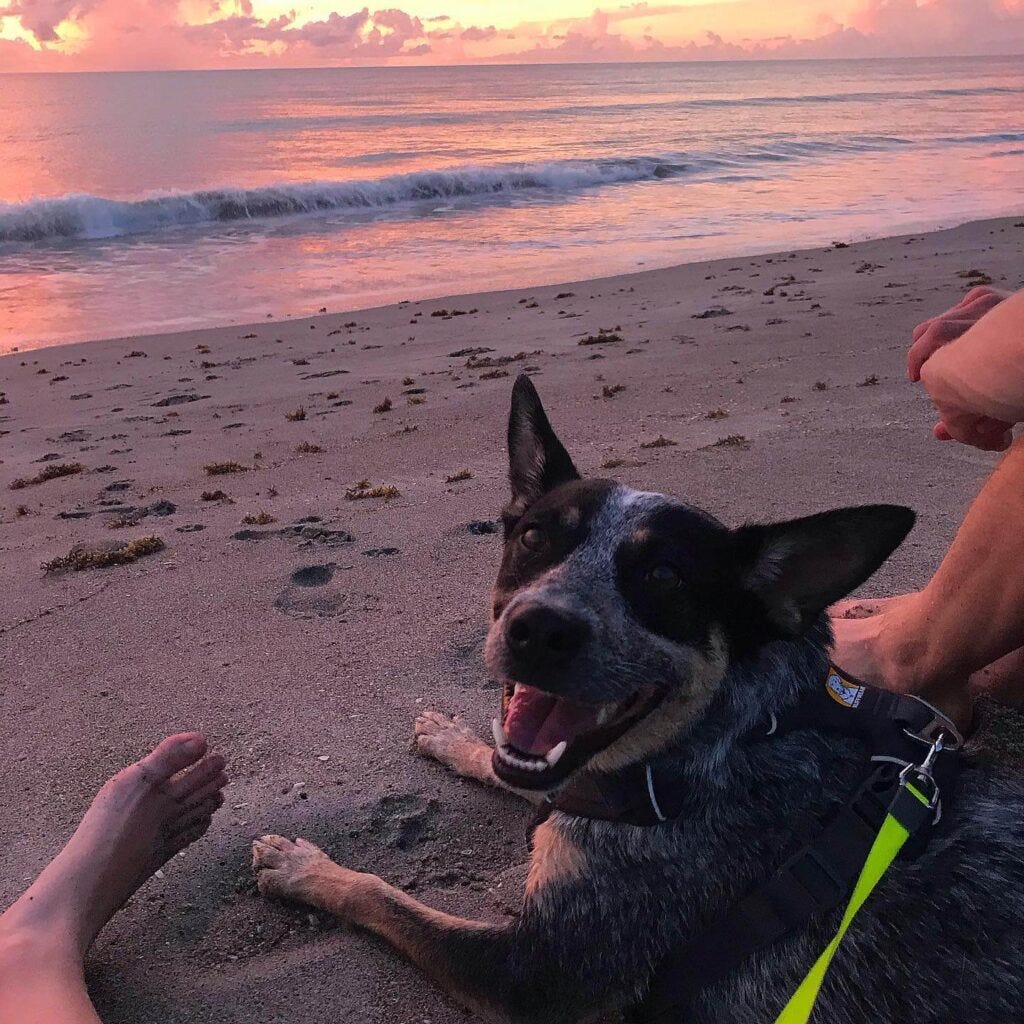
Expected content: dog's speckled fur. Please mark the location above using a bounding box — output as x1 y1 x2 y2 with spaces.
254 376 1024 1024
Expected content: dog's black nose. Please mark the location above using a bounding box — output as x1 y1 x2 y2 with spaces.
504 602 589 666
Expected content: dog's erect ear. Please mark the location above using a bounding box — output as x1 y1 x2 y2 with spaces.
733 505 915 638
504 374 580 526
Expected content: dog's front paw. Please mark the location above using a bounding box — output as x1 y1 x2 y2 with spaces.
413 711 487 771
252 834 343 904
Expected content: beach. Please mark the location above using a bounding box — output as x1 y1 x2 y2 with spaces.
1 214 1023 1022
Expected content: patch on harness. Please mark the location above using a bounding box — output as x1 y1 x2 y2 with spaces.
825 668 865 709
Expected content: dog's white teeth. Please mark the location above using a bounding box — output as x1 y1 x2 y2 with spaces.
493 712 567 773
496 745 550 772
491 718 508 749
545 740 568 767
513 683 525 696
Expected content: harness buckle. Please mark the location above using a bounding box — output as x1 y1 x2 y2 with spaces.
897 732 949 810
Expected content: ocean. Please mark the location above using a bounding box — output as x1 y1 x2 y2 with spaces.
1 56 1022 351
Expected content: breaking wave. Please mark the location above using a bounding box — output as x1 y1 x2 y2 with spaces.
0 126 1017 248
1 157 690 245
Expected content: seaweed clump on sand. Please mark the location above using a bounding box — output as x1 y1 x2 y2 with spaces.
43 536 165 573
578 329 623 346
345 480 400 501
9 462 84 489
241 511 277 525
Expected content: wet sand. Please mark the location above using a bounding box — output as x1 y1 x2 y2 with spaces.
1 215 1023 1022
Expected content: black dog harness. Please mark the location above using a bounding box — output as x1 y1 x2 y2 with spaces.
533 665 966 1022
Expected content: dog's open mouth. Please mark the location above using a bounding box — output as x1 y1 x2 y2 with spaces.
491 682 662 789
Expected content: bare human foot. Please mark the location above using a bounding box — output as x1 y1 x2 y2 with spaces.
828 595 912 690
0 733 227 962
829 595 1024 728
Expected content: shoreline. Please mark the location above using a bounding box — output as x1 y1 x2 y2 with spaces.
6 213 1023 359
1 213 1023 1023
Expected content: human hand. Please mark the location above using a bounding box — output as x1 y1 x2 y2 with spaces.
925 391 1013 451
907 285 1008 382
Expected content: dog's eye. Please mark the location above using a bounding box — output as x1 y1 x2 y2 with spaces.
521 526 546 551
647 564 682 590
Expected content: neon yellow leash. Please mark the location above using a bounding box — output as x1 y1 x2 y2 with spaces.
773 743 944 1024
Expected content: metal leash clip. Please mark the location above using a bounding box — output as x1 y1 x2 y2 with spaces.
898 731 949 810
902 693 965 751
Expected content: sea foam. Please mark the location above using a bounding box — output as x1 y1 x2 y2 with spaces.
0 157 688 246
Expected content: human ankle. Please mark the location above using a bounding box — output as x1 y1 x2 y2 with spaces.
0 915 82 976
868 615 932 694
875 624 974 730
0 870 99 963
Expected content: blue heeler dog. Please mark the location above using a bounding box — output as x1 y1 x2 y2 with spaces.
253 374 1024 1023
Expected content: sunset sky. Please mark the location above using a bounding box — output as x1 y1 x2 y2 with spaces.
1 0 1022 71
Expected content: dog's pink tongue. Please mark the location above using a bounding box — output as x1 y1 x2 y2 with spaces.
504 685 601 756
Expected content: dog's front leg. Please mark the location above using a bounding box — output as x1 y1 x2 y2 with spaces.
254 827 666 1022
413 711 543 805
253 834 536 1023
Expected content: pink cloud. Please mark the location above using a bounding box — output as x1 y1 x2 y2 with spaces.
843 0 1024 54
460 24 495 40
497 0 1024 63
277 9 371 48
178 5 433 56
0 0 99 41
2 0 1024 70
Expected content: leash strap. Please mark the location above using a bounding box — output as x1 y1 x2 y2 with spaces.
772 777 935 1024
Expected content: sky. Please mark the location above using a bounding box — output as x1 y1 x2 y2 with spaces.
1 0 1023 71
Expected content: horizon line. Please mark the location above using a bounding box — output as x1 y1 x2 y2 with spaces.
2 50 1023 75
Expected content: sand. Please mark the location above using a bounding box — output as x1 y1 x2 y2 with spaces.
1 215 1023 1023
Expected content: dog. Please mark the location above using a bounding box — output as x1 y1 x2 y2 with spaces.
253 374 1024 1023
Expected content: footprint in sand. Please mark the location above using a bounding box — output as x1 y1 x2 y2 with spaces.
273 564 379 621
232 517 354 548
290 564 335 587
366 793 439 850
